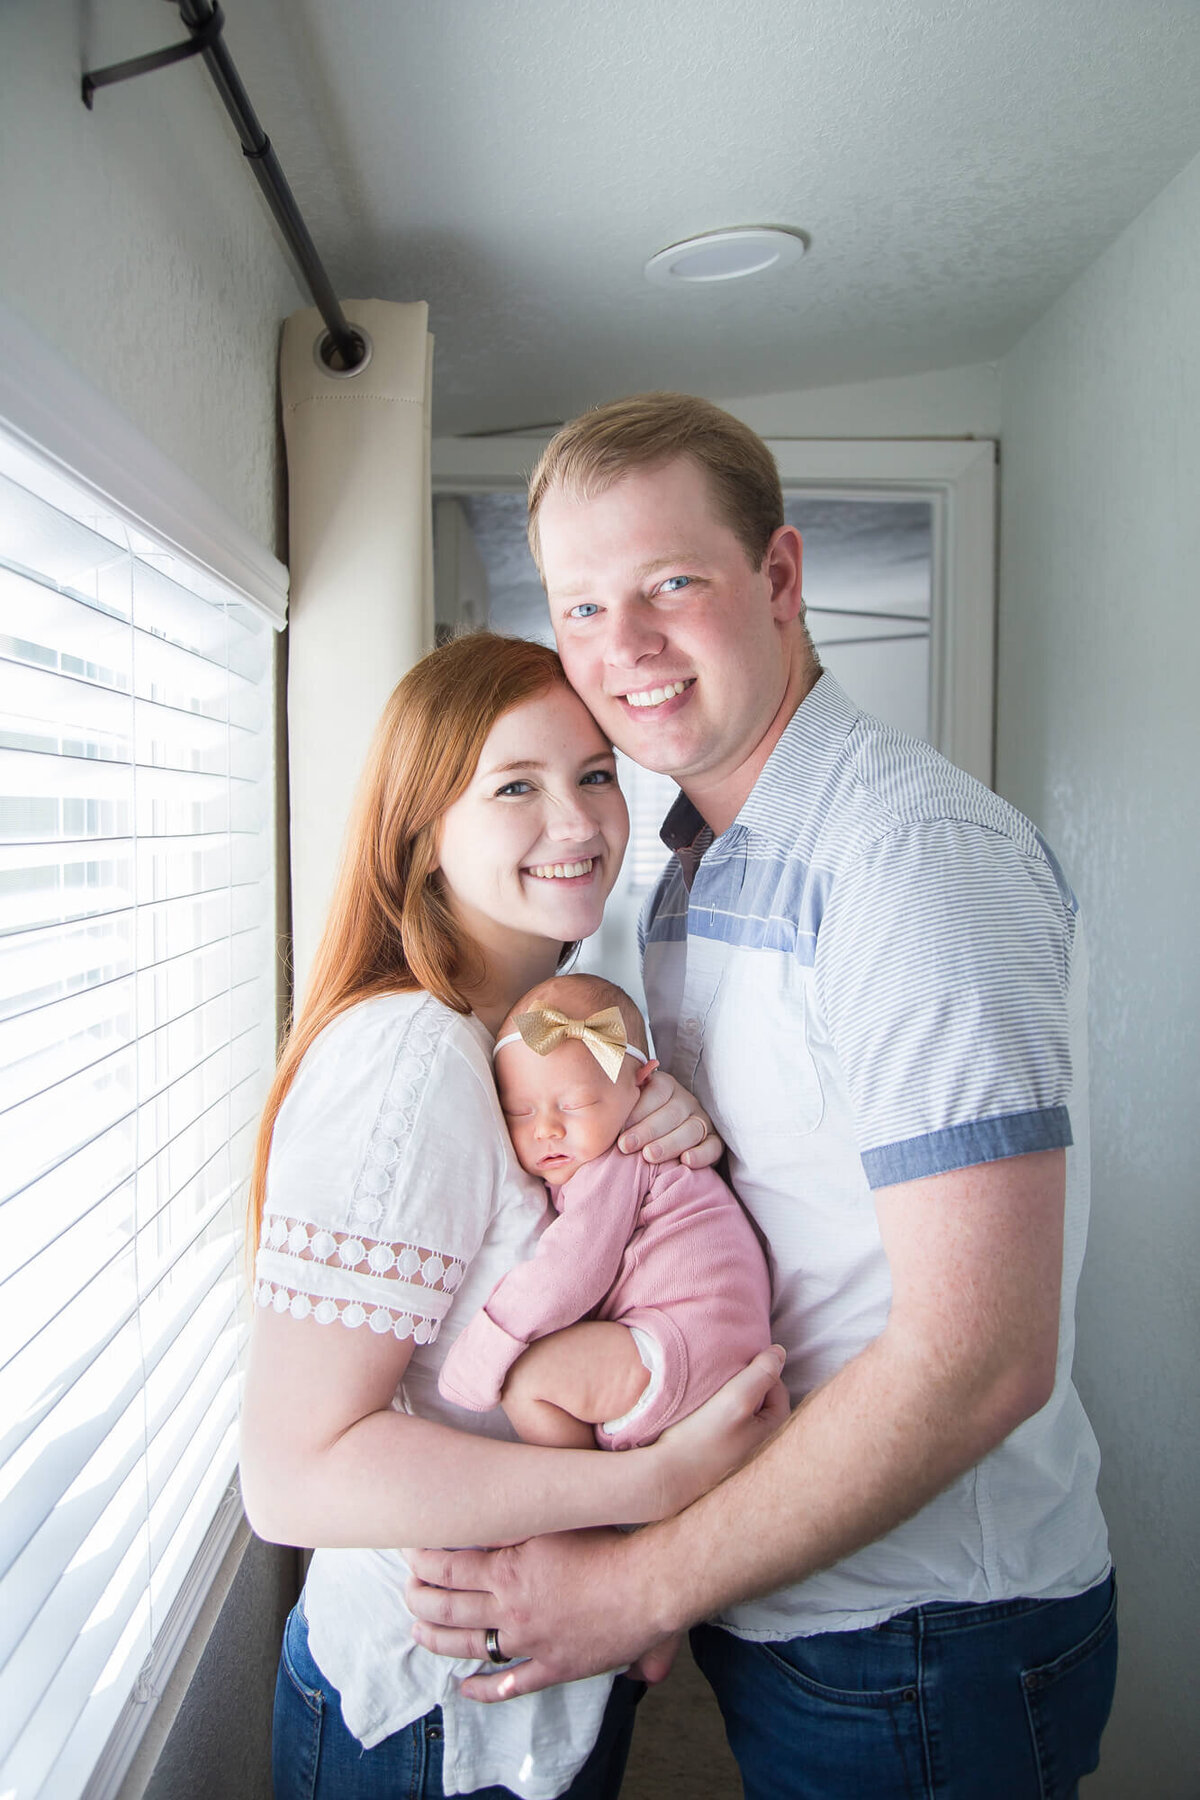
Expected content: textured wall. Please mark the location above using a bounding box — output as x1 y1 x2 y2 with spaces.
0 0 301 549
998 150 1200 1798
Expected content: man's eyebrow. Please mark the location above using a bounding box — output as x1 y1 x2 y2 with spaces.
550 554 707 598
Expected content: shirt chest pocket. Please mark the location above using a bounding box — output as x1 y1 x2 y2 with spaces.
696 953 825 1144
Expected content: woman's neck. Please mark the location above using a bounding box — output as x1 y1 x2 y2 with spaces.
462 943 565 1036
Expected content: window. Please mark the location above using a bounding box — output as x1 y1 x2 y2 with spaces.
0 430 281 1798
618 752 677 893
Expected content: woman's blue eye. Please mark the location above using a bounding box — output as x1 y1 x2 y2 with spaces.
496 780 533 797
660 576 690 593
580 768 615 786
567 602 600 619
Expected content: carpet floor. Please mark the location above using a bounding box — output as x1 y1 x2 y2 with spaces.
619 1639 742 1798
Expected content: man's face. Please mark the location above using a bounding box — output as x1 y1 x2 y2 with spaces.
540 457 803 819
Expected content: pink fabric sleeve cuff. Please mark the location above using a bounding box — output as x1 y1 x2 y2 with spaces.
437 1309 531 1412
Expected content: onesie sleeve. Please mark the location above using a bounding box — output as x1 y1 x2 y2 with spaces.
437 1151 644 1411
254 996 506 1345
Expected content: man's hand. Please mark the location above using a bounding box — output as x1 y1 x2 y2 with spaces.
406 1529 670 1700
619 1066 722 1169
405 1347 787 1697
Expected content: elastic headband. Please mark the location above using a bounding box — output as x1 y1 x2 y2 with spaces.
493 1005 649 1083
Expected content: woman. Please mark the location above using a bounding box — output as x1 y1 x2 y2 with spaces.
240 633 784 1800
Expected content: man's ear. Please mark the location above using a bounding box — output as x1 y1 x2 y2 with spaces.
634 1057 660 1090
765 523 804 624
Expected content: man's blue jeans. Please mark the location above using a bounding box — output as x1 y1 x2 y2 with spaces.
691 1572 1117 1800
272 1600 644 1800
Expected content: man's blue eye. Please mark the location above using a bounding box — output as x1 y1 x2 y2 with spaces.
568 602 600 619
660 576 690 593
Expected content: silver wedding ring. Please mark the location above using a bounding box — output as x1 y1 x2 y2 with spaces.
485 1626 509 1665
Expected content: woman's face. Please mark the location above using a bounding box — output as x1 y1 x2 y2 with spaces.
435 683 629 963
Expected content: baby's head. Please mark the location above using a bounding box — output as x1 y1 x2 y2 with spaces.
493 973 656 1185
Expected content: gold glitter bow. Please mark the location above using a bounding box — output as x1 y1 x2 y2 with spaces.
512 1005 632 1083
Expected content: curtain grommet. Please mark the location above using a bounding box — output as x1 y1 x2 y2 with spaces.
314 325 373 379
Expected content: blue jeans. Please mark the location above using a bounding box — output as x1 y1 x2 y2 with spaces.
691 1573 1117 1800
272 1601 644 1799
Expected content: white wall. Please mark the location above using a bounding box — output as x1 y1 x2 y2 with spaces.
998 151 1200 1798
718 360 1001 439
0 0 301 549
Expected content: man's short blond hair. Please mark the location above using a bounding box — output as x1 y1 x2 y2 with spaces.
527 392 784 575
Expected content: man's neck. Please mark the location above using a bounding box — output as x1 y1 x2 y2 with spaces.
684 654 820 837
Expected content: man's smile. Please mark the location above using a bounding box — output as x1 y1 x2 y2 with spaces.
616 677 696 714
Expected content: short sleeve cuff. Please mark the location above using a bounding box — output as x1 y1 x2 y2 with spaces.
861 1105 1073 1190
254 1214 467 1342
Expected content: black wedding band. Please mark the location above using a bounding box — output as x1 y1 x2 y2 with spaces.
485 1626 509 1665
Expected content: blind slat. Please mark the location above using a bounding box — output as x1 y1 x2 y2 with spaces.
0 1242 238 1516
1 1308 239 1662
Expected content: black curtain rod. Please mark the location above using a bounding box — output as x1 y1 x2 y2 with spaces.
83 1 367 374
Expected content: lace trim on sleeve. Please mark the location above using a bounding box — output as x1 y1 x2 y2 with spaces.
254 1215 466 1343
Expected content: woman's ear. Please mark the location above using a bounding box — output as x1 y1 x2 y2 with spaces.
634 1057 660 1090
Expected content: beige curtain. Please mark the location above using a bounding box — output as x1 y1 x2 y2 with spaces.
280 299 434 1001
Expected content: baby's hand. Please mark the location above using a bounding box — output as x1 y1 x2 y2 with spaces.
619 1068 723 1169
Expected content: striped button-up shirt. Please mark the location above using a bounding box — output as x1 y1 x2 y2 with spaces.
641 672 1110 1637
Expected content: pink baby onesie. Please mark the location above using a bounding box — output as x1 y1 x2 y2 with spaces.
437 1144 772 1450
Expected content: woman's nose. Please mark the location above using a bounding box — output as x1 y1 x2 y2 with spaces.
546 789 603 841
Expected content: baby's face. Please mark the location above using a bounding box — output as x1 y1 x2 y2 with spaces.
495 1036 641 1186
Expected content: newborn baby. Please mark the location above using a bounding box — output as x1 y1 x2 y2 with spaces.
438 972 772 1450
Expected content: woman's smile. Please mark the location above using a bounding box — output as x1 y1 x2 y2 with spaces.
524 855 598 882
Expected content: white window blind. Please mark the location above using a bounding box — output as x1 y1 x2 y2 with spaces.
0 442 279 1799
617 751 677 892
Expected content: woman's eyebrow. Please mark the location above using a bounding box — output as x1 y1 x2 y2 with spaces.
485 749 613 776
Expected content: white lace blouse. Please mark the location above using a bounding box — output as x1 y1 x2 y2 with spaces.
253 991 618 1798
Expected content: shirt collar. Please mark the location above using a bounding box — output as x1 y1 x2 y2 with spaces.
659 671 861 859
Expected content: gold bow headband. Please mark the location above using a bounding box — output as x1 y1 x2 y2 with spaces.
493 1006 649 1084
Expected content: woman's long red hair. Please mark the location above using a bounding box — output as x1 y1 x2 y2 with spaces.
247 633 570 1254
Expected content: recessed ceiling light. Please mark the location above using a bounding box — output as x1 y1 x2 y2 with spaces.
644 226 809 287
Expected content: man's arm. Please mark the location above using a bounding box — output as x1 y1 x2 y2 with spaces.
406 1147 1064 1696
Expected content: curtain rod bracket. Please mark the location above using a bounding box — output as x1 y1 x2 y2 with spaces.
78 0 367 373
81 2 226 110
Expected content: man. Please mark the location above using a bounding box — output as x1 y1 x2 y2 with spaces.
408 395 1116 1796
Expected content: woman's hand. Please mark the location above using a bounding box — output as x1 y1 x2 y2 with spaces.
649 1346 790 1519
618 1067 723 1169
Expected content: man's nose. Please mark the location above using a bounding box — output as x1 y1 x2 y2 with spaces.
603 605 665 668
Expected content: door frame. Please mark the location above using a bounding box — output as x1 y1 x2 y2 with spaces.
431 436 996 786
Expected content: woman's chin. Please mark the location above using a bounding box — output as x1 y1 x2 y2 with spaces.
521 873 612 939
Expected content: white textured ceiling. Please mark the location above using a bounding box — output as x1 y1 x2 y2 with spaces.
226 0 1200 433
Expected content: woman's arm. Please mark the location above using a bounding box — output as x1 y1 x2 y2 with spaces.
240 1305 785 1549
